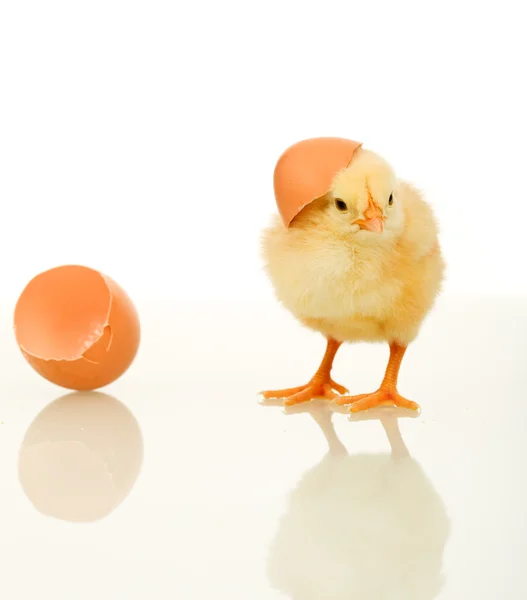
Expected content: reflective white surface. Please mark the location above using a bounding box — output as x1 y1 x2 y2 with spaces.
1 294 526 599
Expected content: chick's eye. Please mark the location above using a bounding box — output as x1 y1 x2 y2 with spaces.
335 198 348 212
388 193 394 206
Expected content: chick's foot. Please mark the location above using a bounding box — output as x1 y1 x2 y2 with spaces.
261 377 348 406
335 388 420 413
334 343 419 413
260 338 348 406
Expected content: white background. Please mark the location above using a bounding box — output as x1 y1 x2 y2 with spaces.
1 1 527 600
1 0 526 305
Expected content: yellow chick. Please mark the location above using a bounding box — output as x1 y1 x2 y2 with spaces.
261 144 444 412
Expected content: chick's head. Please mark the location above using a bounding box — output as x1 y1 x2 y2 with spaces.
292 148 405 244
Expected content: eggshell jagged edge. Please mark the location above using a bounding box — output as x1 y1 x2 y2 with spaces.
14 272 114 365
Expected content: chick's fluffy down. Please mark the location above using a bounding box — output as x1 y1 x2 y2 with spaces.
261 149 445 347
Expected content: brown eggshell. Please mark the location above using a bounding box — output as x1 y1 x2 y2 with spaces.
274 137 363 226
14 265 140 391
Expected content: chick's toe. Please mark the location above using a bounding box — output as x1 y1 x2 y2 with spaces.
261 377 348 406
260 338 348 406
337 389 420 413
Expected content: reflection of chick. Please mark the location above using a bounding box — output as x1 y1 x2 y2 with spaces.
261 147 444 412
267 405 450 600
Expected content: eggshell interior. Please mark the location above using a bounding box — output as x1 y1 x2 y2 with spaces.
14 265 140 390
273 137 363 227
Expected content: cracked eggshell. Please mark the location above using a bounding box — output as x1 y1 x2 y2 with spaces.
14 265 140 391
274 137 363 227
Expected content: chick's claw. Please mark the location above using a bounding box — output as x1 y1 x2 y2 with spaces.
261 377 349 406
336 388 420 413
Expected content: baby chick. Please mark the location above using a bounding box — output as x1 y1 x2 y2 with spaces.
261 143 444 412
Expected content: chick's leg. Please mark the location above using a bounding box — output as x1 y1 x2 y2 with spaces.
261 338 348 406
336 343 420 413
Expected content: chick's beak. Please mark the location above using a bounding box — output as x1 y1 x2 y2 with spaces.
355 205 385 233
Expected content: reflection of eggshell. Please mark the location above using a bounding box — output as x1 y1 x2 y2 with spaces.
274 137 363 227
14 265 140 391
18 392 143 522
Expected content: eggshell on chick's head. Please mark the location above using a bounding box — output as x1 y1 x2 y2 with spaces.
273 137 363 227
14 265 140 391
